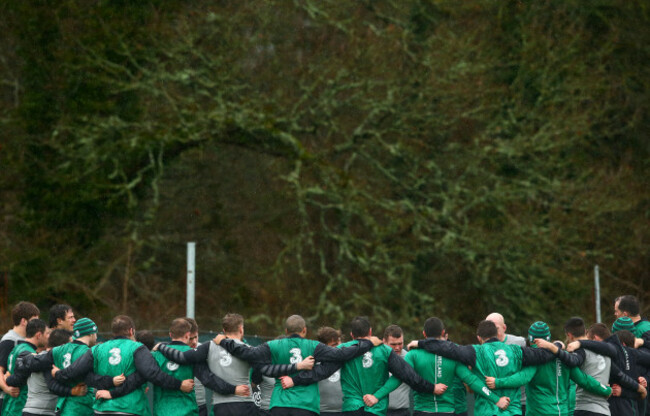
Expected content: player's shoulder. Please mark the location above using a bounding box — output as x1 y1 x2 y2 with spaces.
505 334 526 347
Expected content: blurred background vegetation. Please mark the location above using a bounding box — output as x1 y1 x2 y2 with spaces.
0 0 648 343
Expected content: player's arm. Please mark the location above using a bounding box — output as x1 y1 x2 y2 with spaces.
493 365 536 389
416 339 476 367
569 366 611 397
193 362 237 395
45 370 74 396
133 346 182 390
291 361 341 386
373 352 415 400
256 363 298 377
313 339 374 362
218 338 272 366
54 350 94 384
103 372 146 398
456 365 501 405
0 340 16 393
17 350 55 373
6 351 33 387
577 340 617 359
634 349 650 368
387 350 436 393
157 342 209 365
529 339 582 367
609 362 641 393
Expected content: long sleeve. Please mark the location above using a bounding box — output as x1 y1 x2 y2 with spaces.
257 363 297 378
521 346 556 366
373 375 402 401
417 339 476 367
84 371 119 390
0 340 15 371
5 351 32 387
105 372 146 399
18 350 54 373
313 339 373 362
494 365 536 389
55 350 94 384
554 348 584 368
219 339 272 366
634 349 650 368
387 350 435 393
133 345 182 390
456 364 500 405
610 362 640 392
193 362 236 395
579 340 617 359
45 370 73 396
291 361 341 386
157 342 210 365
569 366 612 397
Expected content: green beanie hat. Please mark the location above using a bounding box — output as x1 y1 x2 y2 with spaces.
612 316 634 333
528 321 551 343
73 317 98 339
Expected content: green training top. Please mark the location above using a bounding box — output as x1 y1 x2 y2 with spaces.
267 336 321 414
2 342 36 415
495 357 611 416
152 343 197 416
373 348 501 413
340 342 392 416
52 342 94 416
632 320 650 338
92 338 149 416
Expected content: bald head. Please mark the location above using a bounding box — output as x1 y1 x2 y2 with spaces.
486 312 506 342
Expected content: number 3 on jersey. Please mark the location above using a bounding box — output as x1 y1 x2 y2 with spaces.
109 348 122 365
289 348 303 364
494 349 509 367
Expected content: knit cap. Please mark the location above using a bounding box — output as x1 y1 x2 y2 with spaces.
528 321 551 343
73 317 98 339
612 316 634 333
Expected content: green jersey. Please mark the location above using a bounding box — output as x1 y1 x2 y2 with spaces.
267 336 321 414
633 320 650 338
340 342 393 416
92 338 149 416
52 341 94 416
495 357 611 416
2 341 36 415
152 343 198 416
374 348 501 413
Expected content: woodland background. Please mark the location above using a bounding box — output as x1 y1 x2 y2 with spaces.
0 0 648 342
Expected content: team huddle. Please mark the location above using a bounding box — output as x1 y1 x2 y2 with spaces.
0 296 649 416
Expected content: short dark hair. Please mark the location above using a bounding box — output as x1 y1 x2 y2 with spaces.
111 315 135 337
477 320 498 340
48 304 72 328
616 329 635 347
285 315 306 334
223 314 244 334
617 295 640 316
48 329 72 349
383 325 403 340
135 330 155 350
317 327 341 344
11 302 40 326
26 319 47 338
184 317 198 334
350 316 371 338
170 318 192 339
424 317 445 338
564 317 586 337
587 323 611 340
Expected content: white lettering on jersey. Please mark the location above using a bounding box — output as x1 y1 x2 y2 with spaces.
328 370 341 383
219 349 233 367
596 355 607 371
62 353 72 368
109 348 122 365
482 386 491 396
289 348 303 364
494 349 509 367
166 362 179 371
362 351 373 368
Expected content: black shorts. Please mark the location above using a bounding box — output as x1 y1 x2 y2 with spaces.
213 402 259 416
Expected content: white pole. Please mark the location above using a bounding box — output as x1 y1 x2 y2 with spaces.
595 265 601 323
187 242 196 319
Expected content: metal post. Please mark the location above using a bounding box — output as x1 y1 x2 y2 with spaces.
187 242 196 319
595 265 601 323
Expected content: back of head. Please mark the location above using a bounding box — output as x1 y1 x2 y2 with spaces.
184 317 198 334
135 330 155 350
350 316 371 338
528 321 551 343
477 320 498 340
48 304 72 328
170 318 192 339
383 324 403 340
111 315 135 338
12 301 40 327
285 315 306 335
612 316 635 333
48 329 72 349
616 329 635 347
587 323 611 340
222 313 244 334
618 295 640 316
317 327 341 345
424 317 445 338
564 317 586 338
26 318 47 338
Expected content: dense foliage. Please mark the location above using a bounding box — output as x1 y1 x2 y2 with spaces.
0 0 648 341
